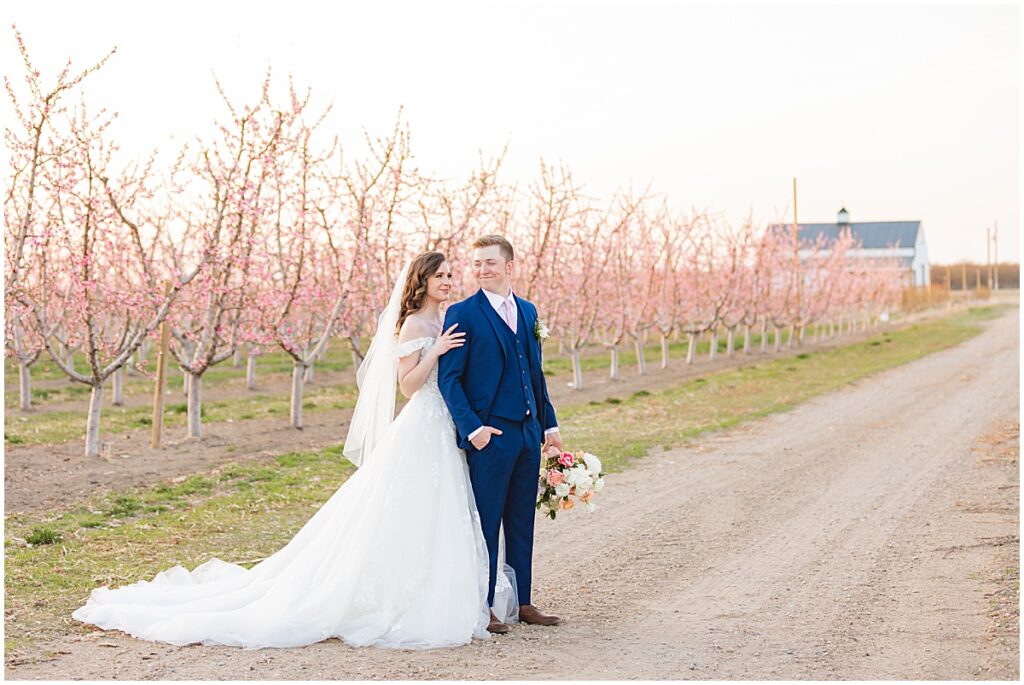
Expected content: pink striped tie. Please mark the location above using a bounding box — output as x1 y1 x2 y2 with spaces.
500 299 516 333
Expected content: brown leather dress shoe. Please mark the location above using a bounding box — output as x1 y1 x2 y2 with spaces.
518 604 561 626
487 611 510 634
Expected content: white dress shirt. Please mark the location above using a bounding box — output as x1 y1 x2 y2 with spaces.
467 288 559 442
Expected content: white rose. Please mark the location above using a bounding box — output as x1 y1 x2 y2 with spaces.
585 501 597 513
554 483 571 498
583 452 602 476
570 465 591 488
575 474 593 495
593 477 605 491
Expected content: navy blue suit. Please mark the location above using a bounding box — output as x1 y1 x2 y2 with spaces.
438 289 557 606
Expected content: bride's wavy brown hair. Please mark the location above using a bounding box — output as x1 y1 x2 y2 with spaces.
396 251 448 334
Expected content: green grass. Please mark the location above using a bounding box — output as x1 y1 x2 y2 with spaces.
2 304 1009 656
4 384 359 447
4 345 360 409
4 444 356 654
5 345 359 387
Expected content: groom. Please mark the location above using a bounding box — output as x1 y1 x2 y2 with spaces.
438 235 563 634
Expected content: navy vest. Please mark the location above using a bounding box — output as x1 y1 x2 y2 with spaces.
489 304 537 422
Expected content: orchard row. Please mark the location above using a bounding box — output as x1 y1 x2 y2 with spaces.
5 31 903 456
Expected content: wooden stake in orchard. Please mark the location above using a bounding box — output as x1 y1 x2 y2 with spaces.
151 283 172 449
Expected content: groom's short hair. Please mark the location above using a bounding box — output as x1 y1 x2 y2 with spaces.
472 235 515 262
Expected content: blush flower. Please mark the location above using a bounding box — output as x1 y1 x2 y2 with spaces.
546 469 565 486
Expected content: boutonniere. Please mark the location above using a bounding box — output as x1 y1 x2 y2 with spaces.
534 318 550 342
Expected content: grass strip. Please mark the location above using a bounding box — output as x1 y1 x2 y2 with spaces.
4 385 359 447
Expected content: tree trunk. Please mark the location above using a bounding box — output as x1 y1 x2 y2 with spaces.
558 339 566 356
773 326 782 352
726 329 735 356
743 324 751 354
660 333 670 369
246 353 257 390
304 361 314 384
186 372 202 438
232 348 242 367
125 351 136 376
786 324 795 348
348 336 363 371
760 319 768 353
112 366 124 406
85 383 103 457
571 348 583 390
686 332 696 364
66 347 75 373
290 362 306 428
635 338 647 375
709 330 718 361
18 359 31 411
609 346 619 380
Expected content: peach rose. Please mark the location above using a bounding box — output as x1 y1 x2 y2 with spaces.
580 491 593 503
561 498 575 511
546 469 565 486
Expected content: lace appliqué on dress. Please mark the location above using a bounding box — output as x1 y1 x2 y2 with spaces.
394 336 433 360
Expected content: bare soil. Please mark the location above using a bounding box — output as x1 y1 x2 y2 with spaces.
3 303 1018 679
4 304 969 517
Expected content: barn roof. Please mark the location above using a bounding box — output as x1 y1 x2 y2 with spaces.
770 221 922 249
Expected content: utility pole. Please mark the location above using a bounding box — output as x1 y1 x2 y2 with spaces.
993 221 999 290
987 226 992 288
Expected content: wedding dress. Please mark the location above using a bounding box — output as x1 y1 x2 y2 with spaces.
72 320 517 649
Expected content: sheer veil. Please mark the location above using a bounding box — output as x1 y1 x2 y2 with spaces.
342 260 412 468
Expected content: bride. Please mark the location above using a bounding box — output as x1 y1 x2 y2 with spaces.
72 252 517 649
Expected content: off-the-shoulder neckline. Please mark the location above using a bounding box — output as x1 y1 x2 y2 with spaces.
397 335 436 345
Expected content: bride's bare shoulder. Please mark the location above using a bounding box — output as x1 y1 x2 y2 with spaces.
398 315 432 344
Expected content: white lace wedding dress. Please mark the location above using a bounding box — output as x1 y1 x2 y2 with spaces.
72 336 511 650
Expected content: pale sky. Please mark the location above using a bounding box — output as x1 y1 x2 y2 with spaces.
3 0 1019 264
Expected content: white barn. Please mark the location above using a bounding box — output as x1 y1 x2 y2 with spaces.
779 208 931 286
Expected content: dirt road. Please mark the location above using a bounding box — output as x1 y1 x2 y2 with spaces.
6 305 1018 680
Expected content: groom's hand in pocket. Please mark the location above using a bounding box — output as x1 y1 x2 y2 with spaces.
470 427 503 450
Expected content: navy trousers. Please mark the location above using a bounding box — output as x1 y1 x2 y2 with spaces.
465 413 542 607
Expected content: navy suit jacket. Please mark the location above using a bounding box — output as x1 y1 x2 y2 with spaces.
438 289 558 450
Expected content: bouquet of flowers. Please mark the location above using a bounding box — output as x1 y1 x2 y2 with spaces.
536 444 605 519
